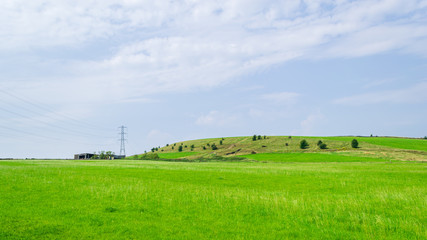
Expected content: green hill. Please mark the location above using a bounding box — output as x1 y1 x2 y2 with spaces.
135 136 427 162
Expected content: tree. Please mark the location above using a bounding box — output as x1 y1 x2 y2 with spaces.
211 143 218 150
319 143 327 149
178 145 183 152
264 135 266 139
257 135 262 140
300 140 309 149
252 135 257 141
317 140 323 146
219 140 223 145
203 146 206 150
105 151 114 159
351 139 359 148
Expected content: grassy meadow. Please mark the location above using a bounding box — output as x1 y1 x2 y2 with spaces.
0 160 426 239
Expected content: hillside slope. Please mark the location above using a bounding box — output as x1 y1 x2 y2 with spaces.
139 136 427 162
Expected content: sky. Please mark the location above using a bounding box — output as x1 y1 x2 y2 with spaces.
1 0 426 158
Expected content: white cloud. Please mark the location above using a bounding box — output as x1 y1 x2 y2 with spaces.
292 112 325 136
260 92 300 105
195 111 238 127
1 0 427 104
334 82 427 105
146 129 173 147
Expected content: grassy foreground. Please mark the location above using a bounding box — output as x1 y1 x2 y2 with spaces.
0 160 426 239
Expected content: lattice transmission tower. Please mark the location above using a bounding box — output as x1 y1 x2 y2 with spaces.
118 125 127 156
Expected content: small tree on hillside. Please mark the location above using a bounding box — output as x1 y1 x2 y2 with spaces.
252 135 257 141
178 145 183 152
351 139 359 148
258 135 262 140
317 140 323 146
319 143 327 149
211 144 218 150
219 140 223 145
300 140 309 149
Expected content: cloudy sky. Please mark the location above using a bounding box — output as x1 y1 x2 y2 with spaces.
1 0 426 158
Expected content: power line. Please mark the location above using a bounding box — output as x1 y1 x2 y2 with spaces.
0 105 112 139
0 88 112 132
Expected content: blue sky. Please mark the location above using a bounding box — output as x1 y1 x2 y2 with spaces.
1 0 426 158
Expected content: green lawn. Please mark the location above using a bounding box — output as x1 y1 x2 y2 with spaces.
240 152 388 162
0 160 425 239
318 137 427 152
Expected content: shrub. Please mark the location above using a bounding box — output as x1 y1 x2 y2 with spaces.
219 140 223 145
252 135 257 141
211 144 218 150
178 145 183 152
264 135 266 139
202 146 206 150
351 139 359 148
319 143 327 149
285 143 289 146
300 140 309 149
139 153 159 160
317 140 323 146
258 135 262 140
172 146 174 150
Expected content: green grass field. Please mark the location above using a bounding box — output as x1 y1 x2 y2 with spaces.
239 152 389 162
0 160 426 239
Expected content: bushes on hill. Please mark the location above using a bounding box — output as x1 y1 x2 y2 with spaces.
252 135 257 141
300 140 309 149
133 153 159 160
319 143 327 149
211 144 218 150
178 145 183 152
351 139 359 148
317 140 323 146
